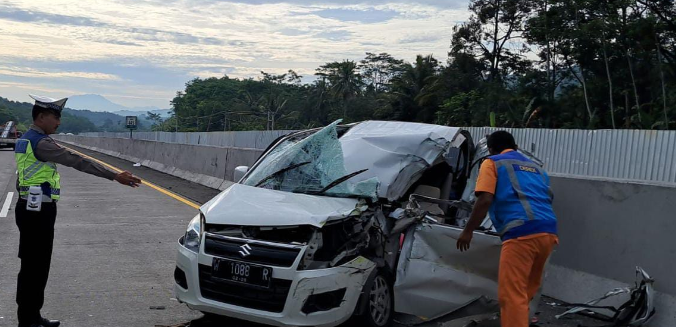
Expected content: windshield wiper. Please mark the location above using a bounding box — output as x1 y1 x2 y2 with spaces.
310 169 369 196
254 161 311 187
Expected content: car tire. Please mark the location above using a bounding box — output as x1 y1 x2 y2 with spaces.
361 271 394 327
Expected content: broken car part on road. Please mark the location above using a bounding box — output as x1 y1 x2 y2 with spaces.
556 267 655 327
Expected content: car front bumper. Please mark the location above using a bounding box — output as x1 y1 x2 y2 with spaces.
174 236 376 327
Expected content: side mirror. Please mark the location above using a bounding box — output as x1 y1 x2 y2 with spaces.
234 166 249 182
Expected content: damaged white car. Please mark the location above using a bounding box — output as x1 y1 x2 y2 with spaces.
174 120 540 327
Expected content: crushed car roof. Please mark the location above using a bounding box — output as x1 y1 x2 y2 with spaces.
340 121 464 201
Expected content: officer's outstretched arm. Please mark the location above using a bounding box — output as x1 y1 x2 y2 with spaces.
35 137 140 187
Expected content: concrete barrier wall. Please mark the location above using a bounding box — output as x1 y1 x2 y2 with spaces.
544 176 676 326
54 135 263 190
54 135 675 326
549 176 676 294
78 130 297 149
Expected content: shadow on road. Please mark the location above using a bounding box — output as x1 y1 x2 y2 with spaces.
156 296 604 327
156 314 268 327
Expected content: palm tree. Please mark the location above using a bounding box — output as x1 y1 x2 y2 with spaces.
391 55 441 122
316 60 363 118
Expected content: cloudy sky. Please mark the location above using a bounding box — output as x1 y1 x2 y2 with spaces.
0 0 469 109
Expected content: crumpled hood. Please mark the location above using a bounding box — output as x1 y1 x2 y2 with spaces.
200 183 361 228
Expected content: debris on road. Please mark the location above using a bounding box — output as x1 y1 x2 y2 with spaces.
556 267 655 326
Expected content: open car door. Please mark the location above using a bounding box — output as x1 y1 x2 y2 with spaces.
394 221 502 320
392 137 546 322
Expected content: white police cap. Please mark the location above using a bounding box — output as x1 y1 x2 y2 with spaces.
29 94 68 112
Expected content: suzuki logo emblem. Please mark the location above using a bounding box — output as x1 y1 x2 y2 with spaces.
239 244 252 257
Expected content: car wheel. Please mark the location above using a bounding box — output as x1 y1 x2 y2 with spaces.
362 272 394 327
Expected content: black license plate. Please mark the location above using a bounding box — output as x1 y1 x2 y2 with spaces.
212 258 272 288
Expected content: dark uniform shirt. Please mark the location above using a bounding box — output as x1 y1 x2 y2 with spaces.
16 125 117 191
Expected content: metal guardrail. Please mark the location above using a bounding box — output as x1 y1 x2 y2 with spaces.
464 127 676 185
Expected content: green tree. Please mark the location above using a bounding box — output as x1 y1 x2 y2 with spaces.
146 112 164 131
359 52 404 94
0 105 18 124
390 55 441 122
316 60 363 119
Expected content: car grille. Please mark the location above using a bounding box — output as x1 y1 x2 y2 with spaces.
203 234 301 267
198 264 292 312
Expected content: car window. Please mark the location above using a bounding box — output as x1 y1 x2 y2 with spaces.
241 120 379 199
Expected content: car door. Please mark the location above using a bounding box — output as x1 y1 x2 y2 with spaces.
393 137 546 321
393 221 502 320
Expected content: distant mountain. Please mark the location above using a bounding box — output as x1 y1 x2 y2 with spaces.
150 109 172 118
0 97 98 134
68 94 127 112
67 94 170 117
63 108 158 131
62 108 126 128
1 94 165 133
116 109 172 118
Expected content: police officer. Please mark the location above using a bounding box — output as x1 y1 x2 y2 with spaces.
456 131 558 327
14 94 142 327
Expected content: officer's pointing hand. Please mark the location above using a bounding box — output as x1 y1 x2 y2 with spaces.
115 171 142 188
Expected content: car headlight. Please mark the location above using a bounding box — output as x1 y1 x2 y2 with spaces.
183 212 204 253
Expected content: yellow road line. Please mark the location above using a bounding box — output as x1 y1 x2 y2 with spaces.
62 145 201 210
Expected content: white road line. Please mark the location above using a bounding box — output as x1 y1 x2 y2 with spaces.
1 192 13 218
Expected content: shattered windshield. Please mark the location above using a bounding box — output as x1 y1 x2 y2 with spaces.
242 120 379 200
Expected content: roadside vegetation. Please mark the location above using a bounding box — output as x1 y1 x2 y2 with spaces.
2 0 674 133
162 0 676 131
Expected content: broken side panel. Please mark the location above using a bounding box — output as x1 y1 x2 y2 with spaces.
394 223 502 321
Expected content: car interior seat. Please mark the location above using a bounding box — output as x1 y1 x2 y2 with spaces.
412 185 445 218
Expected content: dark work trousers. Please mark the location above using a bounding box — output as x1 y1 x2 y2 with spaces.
15 199 57 325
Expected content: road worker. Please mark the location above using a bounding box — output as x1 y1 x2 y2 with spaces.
456 130 558 327
14 94 142 327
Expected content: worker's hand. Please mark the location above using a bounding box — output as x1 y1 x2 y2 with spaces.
115 171 142 188
456 229 473 252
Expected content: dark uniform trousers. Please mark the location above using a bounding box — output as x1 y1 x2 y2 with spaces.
15 200 57 325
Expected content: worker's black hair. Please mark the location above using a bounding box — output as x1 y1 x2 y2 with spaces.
32 105 61 121
487 131 517 153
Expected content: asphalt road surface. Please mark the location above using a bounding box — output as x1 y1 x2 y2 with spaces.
0 145 598 327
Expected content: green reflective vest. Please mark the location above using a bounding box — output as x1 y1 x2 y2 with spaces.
15 130 61 200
